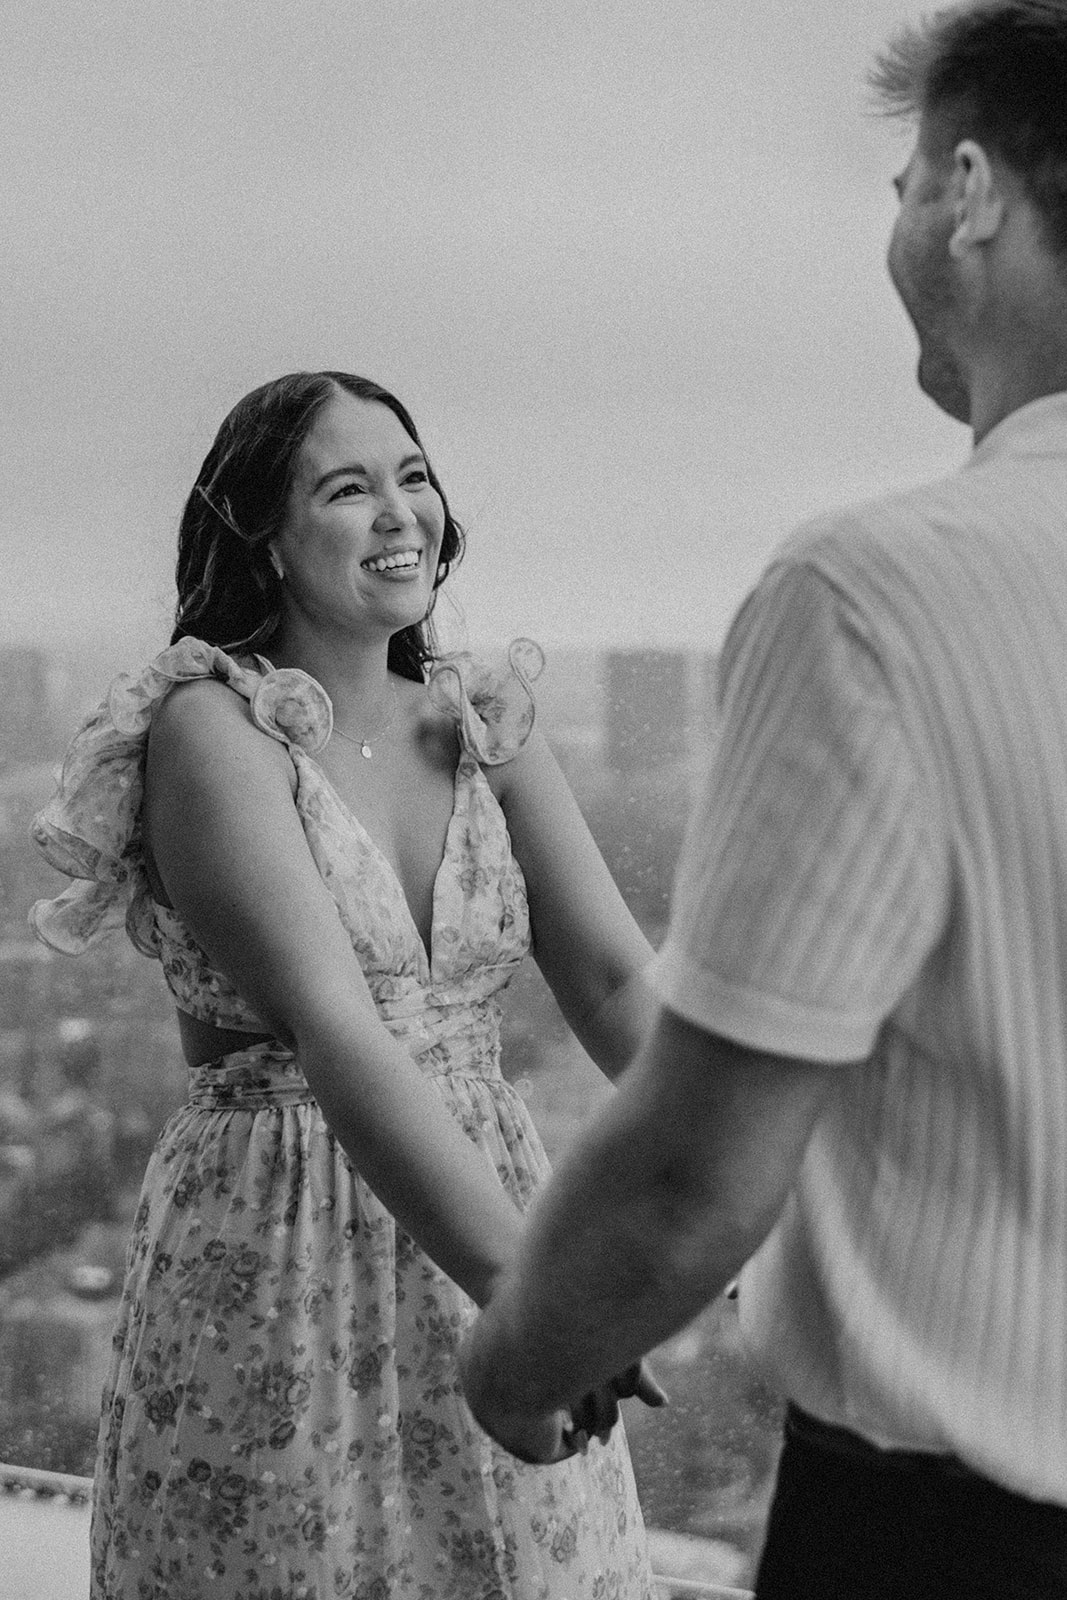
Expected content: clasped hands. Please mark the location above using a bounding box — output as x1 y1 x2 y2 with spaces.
462 1356 667 1466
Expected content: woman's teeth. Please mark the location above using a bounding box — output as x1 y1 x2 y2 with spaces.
362 551 420 573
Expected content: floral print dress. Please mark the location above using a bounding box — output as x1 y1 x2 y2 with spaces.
30 638 654 1600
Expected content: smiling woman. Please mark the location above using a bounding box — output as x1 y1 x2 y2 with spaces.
267 392 449 664
29 369 665 1599
172 371 465 679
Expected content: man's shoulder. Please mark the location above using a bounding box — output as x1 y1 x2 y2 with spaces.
763 465 994 616
775 469 970 571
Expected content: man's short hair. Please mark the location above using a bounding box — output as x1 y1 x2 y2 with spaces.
870 0 1067 259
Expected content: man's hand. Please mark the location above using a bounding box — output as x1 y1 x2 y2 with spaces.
461 1326 669 1464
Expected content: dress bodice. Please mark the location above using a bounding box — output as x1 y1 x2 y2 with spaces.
30 636 545 1073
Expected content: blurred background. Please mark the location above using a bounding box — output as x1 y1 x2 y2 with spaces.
2 1 967 1591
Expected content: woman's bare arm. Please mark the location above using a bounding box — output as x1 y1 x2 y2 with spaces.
491 728 658 1079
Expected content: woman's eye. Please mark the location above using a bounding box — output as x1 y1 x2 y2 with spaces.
332 482 366 499
404 471 429 487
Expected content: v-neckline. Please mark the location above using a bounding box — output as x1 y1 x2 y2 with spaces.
301 749 475 975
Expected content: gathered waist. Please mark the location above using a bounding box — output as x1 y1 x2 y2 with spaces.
186 1030 508 1111
186 1044 314 1109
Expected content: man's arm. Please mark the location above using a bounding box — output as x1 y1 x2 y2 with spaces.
459 1006 847 1455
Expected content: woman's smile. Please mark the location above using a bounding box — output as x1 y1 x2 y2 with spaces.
360 546 423 576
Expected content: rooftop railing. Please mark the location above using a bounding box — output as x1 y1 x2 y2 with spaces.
0 1461 755 1600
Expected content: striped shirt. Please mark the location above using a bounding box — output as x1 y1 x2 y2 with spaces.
652 392 1067 1505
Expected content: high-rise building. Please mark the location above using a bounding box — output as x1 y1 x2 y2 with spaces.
0 648 64 768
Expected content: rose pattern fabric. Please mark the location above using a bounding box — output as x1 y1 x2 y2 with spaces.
29 642 654 1599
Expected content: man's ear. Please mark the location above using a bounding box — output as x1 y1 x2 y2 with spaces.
948 140 1005 258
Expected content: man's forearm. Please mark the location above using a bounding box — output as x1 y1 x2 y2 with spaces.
462 1096 749 1418
460 1011 841 1432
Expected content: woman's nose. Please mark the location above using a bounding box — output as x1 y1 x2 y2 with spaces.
373 488 416 531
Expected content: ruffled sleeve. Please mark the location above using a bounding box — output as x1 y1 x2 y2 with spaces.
427 638 545 764
28 638 332 957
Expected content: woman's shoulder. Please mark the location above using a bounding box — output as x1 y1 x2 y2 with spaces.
28 637 313 955
102 636 258 734
151 670 259 743
148 673 295 782
143 642 334 761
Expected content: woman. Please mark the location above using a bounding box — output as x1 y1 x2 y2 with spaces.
32 371 661 1599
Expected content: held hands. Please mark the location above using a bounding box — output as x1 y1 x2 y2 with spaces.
465 1360 668 1466
564 1361 669 1456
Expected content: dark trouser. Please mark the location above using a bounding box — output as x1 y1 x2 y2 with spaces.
753 1405 1067 1600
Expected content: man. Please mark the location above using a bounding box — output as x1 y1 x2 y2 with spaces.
459 3 1067 1595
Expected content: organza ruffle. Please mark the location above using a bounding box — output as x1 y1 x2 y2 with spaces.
30 635 542 956
427 637 544 765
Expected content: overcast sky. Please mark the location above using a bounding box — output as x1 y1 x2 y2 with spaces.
3 0 965 664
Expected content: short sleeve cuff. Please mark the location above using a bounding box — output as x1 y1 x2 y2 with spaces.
649 938 881 1064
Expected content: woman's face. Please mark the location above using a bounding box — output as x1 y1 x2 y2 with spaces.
270 391 446 644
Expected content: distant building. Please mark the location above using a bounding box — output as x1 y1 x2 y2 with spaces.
0 649 65 769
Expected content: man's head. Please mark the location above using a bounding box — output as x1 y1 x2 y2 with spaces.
871 0 1067 428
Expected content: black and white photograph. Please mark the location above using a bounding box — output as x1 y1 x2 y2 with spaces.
3 1 1065 1596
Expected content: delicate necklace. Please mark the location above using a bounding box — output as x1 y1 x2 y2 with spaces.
330 682 396 760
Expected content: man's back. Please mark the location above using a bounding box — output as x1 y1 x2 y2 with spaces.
690 392 1067 1500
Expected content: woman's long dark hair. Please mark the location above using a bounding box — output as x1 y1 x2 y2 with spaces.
171 371 465 681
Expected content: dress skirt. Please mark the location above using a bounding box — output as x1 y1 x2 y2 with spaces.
90 1045 654 1600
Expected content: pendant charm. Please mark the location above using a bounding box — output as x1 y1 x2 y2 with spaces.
360 740 372 759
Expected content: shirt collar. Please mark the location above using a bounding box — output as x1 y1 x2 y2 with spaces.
970 390 1067 465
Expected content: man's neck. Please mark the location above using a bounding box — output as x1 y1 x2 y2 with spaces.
969 362 1067 445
